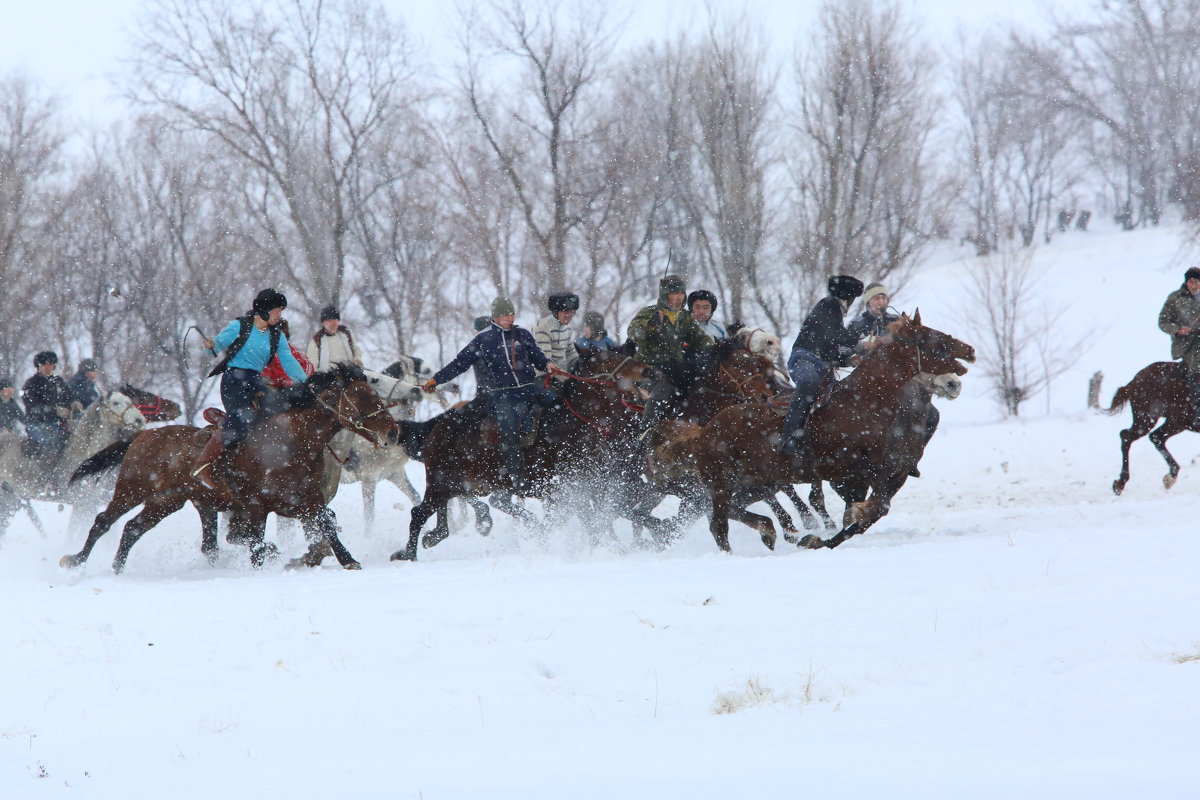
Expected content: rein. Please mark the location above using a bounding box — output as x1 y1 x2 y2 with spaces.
543 356 647 436
314 383 388 442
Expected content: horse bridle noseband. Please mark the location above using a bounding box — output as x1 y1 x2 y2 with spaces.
315 384 390 443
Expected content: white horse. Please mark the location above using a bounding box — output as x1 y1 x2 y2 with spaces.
731 327 783 364
0 391 147 539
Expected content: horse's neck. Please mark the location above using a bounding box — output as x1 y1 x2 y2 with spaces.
271 404 343 453
834 348 917 400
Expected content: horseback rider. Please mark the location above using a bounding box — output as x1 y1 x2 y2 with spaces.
847 283 899 340
627 274 715 427
576 310 617 351
0 376 26 436
422 297 566 495
1159 266 1200 422
533 292 580 372
66 358 101 411
21 351 77 457
779 275 864 456
307 305 363 373
193 288 309 488
687 289 728 342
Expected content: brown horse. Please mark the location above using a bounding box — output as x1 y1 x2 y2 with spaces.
390 347 663 561
120 384 183 423
658 312 974 551
60 364 399 573
1101 361 1199 494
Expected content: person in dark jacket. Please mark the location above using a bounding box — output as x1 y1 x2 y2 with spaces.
422 297 565 494
779 275 864 456
576 310 617 351
67 358 101 411
847 283 899 340
0 376 25 435
21 351 76 456
1158 266 1200 421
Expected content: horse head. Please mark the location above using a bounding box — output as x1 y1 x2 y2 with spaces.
362 368 424 420
573 346 662 402
120 384 183 422
886 311 976 378
702 341 777 403
309 364 401 447
94 391 148 434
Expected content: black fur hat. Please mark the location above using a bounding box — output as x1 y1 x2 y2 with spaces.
1185 267 1200 283
0 376 12 390
548 293 580 313
252 288 288 320
320 305 340 322
828 275 865 302
33 350 58 367
687 289 718 312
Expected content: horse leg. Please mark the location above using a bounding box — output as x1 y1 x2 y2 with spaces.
60 493 143 569
1148 419 1187 490
807 483 837 530
727 500 777 551
229 511 277 568
290 508 360 570
821 476 905 549
112 495 186 574
468 497 492 537
779 484 819 531
392 492 443 561
1113 410 1155 495
197 504 220 565
709 488 732 553
764 495 799 537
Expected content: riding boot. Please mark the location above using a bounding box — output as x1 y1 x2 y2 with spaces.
778 392 814 457
191 430 226 491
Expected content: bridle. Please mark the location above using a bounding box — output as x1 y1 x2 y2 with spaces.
545 356 650 437
314 382 391 445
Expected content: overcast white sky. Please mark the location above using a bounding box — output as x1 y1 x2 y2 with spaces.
1 0 1087 123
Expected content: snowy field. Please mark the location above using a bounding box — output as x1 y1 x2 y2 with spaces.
3 223 1200 797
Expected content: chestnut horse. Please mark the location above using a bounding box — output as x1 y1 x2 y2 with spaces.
120 384 183 423
1101 361 1199 494
60 364 399 573
659 313 974 551
390 347 663 561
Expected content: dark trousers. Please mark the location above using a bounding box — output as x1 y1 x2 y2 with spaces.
220 368 267 448
780 348 831 446
482 383 560 484
26 420 66 453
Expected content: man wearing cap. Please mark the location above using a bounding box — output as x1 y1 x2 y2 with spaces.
848 283 899 341
422 297 565 495
779 275 865 456
67 358 101 411
627 274 715 425
1159 266 1200 420
194 288 308 488
0 376 26 436
307 305 363 373
576 311 617 351
533 292 580 371
687 289 728 342
21 351 76 456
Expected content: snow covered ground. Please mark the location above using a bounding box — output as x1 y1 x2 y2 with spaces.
3 222 1199 798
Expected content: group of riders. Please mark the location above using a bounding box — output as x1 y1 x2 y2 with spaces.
0 353 102 458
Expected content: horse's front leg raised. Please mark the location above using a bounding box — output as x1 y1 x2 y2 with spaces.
1148 420 1187 490
392 493 442 562
112 495 187 574
821 475 907 549
60 492 143 569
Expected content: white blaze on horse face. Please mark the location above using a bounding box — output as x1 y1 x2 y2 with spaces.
916 372 963 400
106 392 147 430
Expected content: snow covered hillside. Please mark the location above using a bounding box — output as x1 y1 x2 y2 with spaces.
2 223 1198 798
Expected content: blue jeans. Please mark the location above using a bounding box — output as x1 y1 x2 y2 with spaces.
482 384 560 483
780 349 832 446
26 420 66 453
220 368 267 447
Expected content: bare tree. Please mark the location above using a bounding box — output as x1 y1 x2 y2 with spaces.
128 0 420 309
788 0 951 301
959 248 1090 416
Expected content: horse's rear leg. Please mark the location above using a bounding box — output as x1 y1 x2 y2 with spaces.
288 508 360 570
1113 411 1157 495
805 483 837 530
727 502 777 551
197 505 220 565
112 495 187 574
60 493 143 569
1148 420 1187 490
709 489 732 553
467 497 492 536
392 494 443 562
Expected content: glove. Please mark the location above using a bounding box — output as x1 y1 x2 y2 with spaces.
422 379 437 394
645 312 661 330
55 406 71 419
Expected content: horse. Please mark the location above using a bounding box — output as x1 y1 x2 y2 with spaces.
0 391 147 538
1100 361 1200 494
731 326 783 365
119 384 183 423
59 364 399 573
656 312 974 552
390 347 662 561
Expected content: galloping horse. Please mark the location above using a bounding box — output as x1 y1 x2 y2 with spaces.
0 391 146 537
60 364 398 573
119 384 183 423
391 347 662 561
1101 361 1200 493
655 313 974 551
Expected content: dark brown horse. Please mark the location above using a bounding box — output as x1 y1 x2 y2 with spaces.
655 313 974 551
120 384 183 423
1101 361 1199 494
60 364 399 573
391 347 663 561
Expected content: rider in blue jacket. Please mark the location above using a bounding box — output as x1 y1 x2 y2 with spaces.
423 296 565 494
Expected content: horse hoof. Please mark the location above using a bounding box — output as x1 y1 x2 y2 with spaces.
342 561 362 571
1112 481 1124 496
390 548 416 562
796 534 826 550
1163 474 1177 490
59 554 81 569
422 530 449 549
761 531 776 550
783 531 799 546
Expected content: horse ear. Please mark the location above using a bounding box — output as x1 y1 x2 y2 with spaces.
912 308 922 326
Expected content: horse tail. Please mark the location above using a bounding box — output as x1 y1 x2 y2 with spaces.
399 419 434 462
69 439 134 483
1100 382 1133 416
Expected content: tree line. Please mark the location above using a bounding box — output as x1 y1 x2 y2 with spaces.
0 0 1193 419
